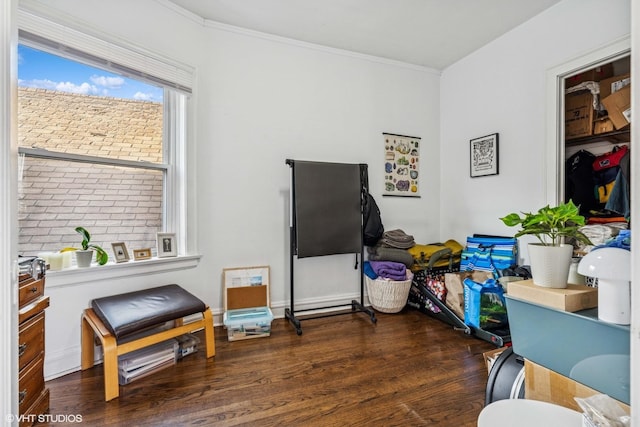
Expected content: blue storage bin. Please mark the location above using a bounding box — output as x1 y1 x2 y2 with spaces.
223 306 274 341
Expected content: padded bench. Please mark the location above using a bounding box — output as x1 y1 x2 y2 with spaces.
81 284 215 401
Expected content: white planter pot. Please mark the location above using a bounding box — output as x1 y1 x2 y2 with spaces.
528 243 573 288
75 250 94 268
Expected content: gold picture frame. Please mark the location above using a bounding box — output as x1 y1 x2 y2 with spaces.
133 248 152 261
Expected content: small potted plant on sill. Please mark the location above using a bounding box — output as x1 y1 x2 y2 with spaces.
61 227 109 268
499 200 592 288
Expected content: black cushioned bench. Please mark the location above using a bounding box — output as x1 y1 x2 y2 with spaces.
81 284 215 401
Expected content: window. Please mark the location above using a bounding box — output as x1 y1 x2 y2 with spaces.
17 27 192 265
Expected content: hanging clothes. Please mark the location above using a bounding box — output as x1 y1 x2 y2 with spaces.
565 149 597 216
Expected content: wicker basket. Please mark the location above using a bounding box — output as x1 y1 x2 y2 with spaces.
365 271 413 313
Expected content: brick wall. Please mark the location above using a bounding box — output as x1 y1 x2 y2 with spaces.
18 87 164 259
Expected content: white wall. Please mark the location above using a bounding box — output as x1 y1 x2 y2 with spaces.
19 0 440 379
440 0 631 252
193 21 440 310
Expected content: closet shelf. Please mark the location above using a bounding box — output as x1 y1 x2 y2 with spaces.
566 129 630 146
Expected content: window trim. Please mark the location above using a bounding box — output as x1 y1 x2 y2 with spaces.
45 254 201 288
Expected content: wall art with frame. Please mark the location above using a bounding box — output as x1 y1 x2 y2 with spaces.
383 132 420 197
470 133 499 177
157 232 177 257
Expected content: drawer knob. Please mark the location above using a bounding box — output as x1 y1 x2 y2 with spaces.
18 389 27 404
30 287 38 293
18 343 27 357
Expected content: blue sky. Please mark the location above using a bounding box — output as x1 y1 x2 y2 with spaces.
18 45 163 102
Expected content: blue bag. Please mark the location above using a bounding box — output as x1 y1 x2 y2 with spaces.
460 236 518 277
463 277 508 330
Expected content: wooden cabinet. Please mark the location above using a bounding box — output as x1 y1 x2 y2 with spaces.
17 257 49 426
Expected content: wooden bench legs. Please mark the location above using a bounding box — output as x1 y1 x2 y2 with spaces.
81 307 215 401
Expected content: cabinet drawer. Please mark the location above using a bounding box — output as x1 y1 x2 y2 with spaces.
19 388 49 427
18 356 44 415
19 278 44 308
18 312 44 371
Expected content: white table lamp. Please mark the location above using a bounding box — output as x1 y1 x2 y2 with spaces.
578 247 631 325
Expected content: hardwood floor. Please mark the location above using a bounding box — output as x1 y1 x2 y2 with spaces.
43 309 497 426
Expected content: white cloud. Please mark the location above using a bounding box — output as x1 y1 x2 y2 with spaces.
90 75 125 88
19 78 101 95
21 79 58 90
55 81 100 95
133 92 154 101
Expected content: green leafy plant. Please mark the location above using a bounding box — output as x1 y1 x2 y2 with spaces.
499 200 592 247
73 226 109 265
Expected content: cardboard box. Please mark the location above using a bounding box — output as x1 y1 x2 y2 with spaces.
601 85 631 130
482 346 508 375
506 279 597 312
593 116 615 134
565 91 594 139
599 73 630 99
565 63 614 87
524 359 630 414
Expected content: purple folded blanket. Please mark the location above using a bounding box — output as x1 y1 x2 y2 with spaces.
369 261 407 281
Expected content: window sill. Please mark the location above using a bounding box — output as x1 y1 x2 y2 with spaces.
45 254 202 289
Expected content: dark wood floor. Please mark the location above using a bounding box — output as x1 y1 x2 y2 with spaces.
42 308 497 426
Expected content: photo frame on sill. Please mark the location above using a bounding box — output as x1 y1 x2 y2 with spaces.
111 242 130 263
470 133 499 178
157 232 177 257
133 248 152 261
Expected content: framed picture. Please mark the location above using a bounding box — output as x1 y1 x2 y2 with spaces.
133 248 152 261
470 133 499 177
111 242 130 263
157 232 177 257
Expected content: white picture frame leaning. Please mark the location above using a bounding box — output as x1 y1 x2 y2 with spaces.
111 242 130 263
156 232 177 257
470 133 499 178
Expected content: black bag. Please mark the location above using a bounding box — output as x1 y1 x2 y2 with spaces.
363 193 384 246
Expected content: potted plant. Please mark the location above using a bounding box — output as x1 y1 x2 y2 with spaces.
499 200 592 288
63 227 109 268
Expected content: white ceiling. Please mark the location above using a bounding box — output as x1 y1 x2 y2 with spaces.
167 0 562 70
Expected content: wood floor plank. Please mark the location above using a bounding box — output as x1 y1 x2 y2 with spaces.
42 309 497 426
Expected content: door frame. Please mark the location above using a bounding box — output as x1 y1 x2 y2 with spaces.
544 36 631 206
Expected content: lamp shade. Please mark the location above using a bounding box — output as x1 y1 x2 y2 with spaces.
577 247 630 281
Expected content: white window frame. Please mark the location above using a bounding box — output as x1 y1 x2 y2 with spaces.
17 10 199 287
